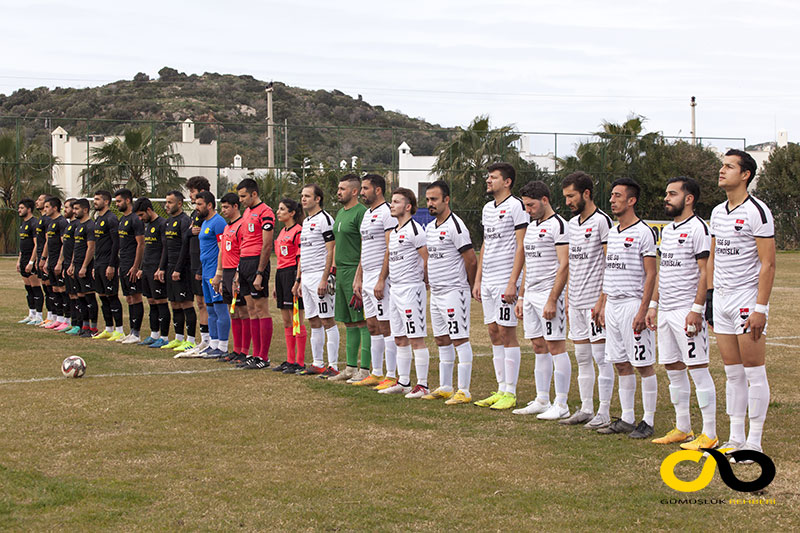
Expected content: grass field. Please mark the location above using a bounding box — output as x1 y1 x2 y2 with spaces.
1 255 799 532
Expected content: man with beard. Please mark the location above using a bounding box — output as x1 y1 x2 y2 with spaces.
34 193 53 326
68 198 100 337
134 198 171 348
91 190 124 340
114 189 146 344
16 198 44 324
40 196 70 330
56 199 83 334
187 176 212 353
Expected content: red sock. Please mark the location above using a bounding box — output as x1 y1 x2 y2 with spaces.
259 317 273 361
284 327 296 364
250 318 261 359
231 318 242 353
296 325 307 366
241 318 252 355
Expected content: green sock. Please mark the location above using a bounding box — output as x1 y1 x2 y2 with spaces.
345 327 360 367
359 326 371 369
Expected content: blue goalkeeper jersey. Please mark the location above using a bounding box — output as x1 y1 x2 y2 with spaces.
199 213 226 277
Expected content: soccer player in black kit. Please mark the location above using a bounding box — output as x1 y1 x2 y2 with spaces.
34 193 53 326
91 190 124 340
16 198 44 324
134 197 171 349
40 196 70 330
68 198 100 337
186 176 212 354
56 198 83 335
114 189 146 344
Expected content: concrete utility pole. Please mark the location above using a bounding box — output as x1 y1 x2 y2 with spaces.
266 83 275 169
690 96 697 145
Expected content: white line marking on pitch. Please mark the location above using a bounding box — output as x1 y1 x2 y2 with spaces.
0 368 235 385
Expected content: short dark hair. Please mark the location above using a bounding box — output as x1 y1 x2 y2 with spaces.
611 177 641 204
220 192 240 208
44 196 61 211
65 197 76 207
196 191 215 208
362 174 386 195
186 175 210 192
166 190 184 202
340 173 361 189
133 197 153 213
303 184 324 207
279 197 303 225
237 178 259 195
113 188 133 201
426 180 450 198
94 190 112 203
487 162 516 187
519 180 551 201
74 198 90 211
392 187 417 215
18 198 35 211
561 171 594 198
666 176 701 207
725 149 758 186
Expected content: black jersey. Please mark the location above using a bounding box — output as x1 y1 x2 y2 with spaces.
72 219 96 268
93 210 119 267
61 218 78 266
19 217 37 259
46 215 69 265
162 212 191 270
35 214 50 258
143 216 167 271
118 212 145 268
189 209 202 275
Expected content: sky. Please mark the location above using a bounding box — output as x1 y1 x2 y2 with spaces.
3 0 799 152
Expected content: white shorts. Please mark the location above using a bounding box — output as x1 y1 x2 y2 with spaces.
605 297 655 367
523 290 566 341
568 307 605 342
430 287 470 340
301 270 335 319
481 284 518 327
713 287 768 336
362 269 391 321
657 307 710 365
390 282 427 339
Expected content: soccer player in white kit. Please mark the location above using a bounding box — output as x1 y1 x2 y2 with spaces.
473 162 529 410
353 174 399 389
596 178 659 439
708 150 775 459
646 177 717 450
293 184 340 376
561 172 616 428
379 188 431 397
421 180 478 405
511 181 570 418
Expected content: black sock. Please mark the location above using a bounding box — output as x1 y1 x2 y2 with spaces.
25 285 34 310
184 306 197 339
85 294 98 324
99 296 112 328
158 303 171 337
129 302 144 335
32 286 44 312
78 297 89 326
44 285 54 316
172 307 185 337
148 303 160 337
109 295 123 327
200 323 209 335
71 298 80 326
57 292 67 319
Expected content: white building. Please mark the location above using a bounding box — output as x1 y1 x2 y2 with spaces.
51 119 218 197
397 142 439 200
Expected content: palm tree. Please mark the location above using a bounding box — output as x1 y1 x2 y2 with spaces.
80 127 185 196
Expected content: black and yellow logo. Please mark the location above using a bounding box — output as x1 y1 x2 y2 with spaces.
660 448 775 492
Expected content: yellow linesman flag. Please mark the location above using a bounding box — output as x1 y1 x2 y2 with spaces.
230 290 237 314
292 296 300 335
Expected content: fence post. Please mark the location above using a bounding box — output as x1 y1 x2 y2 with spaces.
150 122 156 192
15 118 21 205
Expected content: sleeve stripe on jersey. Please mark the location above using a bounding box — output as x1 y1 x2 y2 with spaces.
323 231 335 242
457 243 473 253
695 251 710 259
514 223 528 230
698 216 710 235
747 196 768 224
322 211 333 225
410 222 419 236
555 242 568 246
556 216 565 233
452 216 463 233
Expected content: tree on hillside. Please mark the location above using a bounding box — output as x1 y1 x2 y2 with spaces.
756 143 800 248
80 127 185 196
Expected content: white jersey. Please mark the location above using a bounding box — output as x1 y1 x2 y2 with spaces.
480 195 528 287
426 212 472 291
299 210 334 273
710 195 774 291
389 218 426 285
360 202 397 273
658 215 711 311
524 213 568 293
603 219 657 300
568 209 613 308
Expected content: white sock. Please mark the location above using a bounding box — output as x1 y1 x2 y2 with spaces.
202 331 210 344
187 336 195 344
592 342 613 417
218 339 228 352
492 345 505 391
744 365 769 448
689 367 717 439
311 327 325 368
619 374 637 424
175 333 184 342
161 334 169 341
438 344 455 390
534 352 553 403
667 368 692 433
384 335 397 378
106 326 113 333
28 309 34 318
641 373 658 426
397 344 413 385
325 325 339 368
370 335 385 376
575 343 594 413
115 326 124 334
724 364 748 443
552 352 571 406
210 339 219 350
36 312 43 320
414 347 430 387
455 342 473 395
503 346 521 395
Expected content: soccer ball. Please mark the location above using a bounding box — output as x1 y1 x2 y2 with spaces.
62 356 86 378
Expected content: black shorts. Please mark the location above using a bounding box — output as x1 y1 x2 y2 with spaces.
48 268 66 288
94 265 119 295
238 256 268 299
142 268 166 300
275 266 303 310
192 274 204 298
19 252 33 278
222 268 245 306
64 274 77 295
166 266 193 303
73 271 95 294
119 264 143 296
